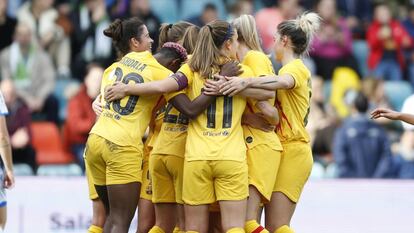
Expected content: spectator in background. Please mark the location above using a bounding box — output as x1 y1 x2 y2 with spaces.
70 0 113 81
17 0 71 78
361 77 392 125
0 0 16 52
126 0 161 53
336 0 372 39
307 76 340 165
0 23 58 124
367 3 412 81
227 0 254 21
63 64 103 170
402 4 414 87
333 91 394 178
187 3 218 27
0 79 37 174
255 0 301 52
310 0 358 80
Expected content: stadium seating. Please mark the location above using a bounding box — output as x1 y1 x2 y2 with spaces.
13 164 34 176
310 161 325 179
54 79 80 122
150 0 179 23
37 164 82 176
180 0 227 21
352 40 369 78
384 81 413 111
30 122 74 165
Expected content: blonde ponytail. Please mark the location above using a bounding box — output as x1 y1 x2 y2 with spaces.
296 12 321 43
232 14 262 52
277 12 321 55
188 20 234 79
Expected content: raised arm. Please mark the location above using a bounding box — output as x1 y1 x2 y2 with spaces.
371 108 414 125
204 77 275 100
219 74 295 96
105 73 187 101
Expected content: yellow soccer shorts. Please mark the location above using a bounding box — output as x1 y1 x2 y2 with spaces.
85 134 143 186
247 145 282 202
182 160 248 205
273 142 313 203
140 145 153 201
150 154 184 204
85 161 99 200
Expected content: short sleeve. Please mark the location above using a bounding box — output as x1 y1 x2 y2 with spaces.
278 61 303 89
0 92 9 115
177 63 193 85
153 66 173 81
164 64 194 101
401 95 414 130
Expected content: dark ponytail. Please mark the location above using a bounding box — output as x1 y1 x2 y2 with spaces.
104 17 145 57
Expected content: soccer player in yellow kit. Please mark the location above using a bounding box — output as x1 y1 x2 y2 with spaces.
84 18 187 233
217 13 321 233
232 15 283 233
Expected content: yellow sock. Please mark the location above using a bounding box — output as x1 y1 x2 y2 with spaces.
274 225 294 233
226 227 245 233
245 219 269 233
88 225 103 233
174 227 185 233
149 226 166 233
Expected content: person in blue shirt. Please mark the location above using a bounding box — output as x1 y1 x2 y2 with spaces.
334 91 394 178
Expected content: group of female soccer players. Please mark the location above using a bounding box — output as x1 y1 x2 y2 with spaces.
84 10 321 233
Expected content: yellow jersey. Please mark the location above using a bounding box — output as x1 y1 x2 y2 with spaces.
150 57 194 158
151 94 189 157
275 59 311 143
90 51 173 150
180 63 254 161
241 50 282 151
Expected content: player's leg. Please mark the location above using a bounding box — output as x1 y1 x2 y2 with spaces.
215 160 249 233
86 160 106 233
149 155 183 233
107 183 141 233
137 198 155 233
245 146 281 233
89 198 106 233
137 151 155 233
105 142 143 233
182 160 215 233
265 143 312 233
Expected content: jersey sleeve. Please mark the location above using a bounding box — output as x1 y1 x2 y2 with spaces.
0 91 8 115
153 65 173 81
244 51 273 76
278 61 304 89
164 64 193 101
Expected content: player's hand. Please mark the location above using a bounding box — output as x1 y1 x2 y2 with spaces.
105 82 128 102
219 76 249 96
4 169 15 189
370 108 400 120
219 61 242 77
204 79 222 96
92 94 103 116
242 112 275 132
